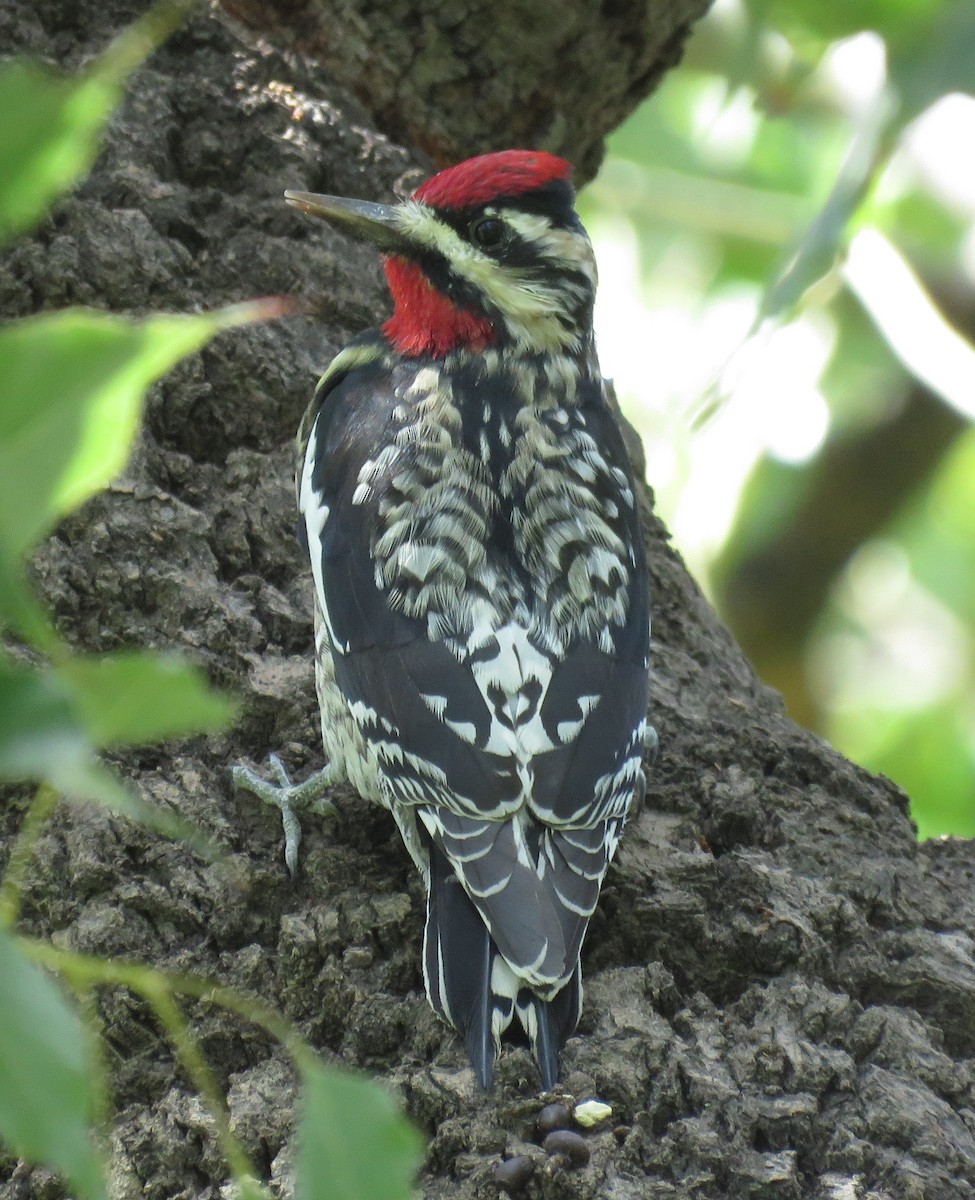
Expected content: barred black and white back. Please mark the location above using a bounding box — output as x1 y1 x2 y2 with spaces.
296 331 650 1088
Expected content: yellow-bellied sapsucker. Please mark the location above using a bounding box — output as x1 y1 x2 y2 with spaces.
234 151 654 1090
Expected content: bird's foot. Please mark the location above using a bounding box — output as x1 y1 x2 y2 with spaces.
231 753 337 877
643 724 659 763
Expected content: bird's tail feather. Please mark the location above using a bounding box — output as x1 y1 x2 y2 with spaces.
423 843 501 1088
516 966 582 1091
423 843 583 1090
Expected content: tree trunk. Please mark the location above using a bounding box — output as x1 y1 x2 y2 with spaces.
3 2 975 1198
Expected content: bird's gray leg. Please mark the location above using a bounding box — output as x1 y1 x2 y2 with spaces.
643 724 660 763
231 754 337 877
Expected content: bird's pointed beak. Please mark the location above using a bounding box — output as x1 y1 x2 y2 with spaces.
284 191 413 256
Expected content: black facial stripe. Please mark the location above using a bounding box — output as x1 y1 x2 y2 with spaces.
492 180 581 230
410 245 504 319
412 240 591 329
434 181 581 247
556 265 595 293
497 234 550 270
407 228 547 295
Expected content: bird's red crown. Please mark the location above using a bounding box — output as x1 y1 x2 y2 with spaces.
413 150 573 209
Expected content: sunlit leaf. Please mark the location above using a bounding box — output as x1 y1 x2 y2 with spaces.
0 928 107 1200
0 62 119 246
60 651 236 747
833 701 975 840
234 1178 272 1200
0 0 196 245
295 1062 423 1200
862 189 967 275
0 303 282 561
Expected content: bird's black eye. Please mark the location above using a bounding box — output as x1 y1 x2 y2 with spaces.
471 216 507 250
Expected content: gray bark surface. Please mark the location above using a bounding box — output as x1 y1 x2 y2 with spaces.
215 0 709 182
2 2 974 1198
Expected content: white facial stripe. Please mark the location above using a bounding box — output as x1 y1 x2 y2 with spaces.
495 212 597 286
503 210 551 241
395 201 475 261
461 254 564 335
543 226 598 284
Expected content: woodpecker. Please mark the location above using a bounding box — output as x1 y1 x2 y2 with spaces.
234 150 654 1090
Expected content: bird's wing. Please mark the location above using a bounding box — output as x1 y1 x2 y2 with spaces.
299 345 649 987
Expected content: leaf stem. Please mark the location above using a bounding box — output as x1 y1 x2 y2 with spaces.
21 938 312 1065
145 980 265 1192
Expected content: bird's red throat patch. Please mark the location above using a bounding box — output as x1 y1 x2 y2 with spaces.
382 258 496 358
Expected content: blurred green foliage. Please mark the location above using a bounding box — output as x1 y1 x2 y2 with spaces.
0 11 421 1199
0 927 106 1200
581 0 975 837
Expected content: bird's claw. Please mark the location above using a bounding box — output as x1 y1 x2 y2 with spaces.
231 757 337 877
267 752 292 789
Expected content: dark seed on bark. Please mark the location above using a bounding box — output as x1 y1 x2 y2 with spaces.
536 1102 572 1137
542 1129 590 1166
493 1155 534 1194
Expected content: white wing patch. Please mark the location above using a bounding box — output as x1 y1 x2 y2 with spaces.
299 417 348 654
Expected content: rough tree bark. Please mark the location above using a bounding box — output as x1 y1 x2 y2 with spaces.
216 0 700 182
2 2 975 1198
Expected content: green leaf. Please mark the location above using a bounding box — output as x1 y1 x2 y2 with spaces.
60 651 236 747
889 3 975 123
831 699 975 840
748 0 973 124
0 306 248 560
295 1062 423 1200
0 62 119 246
0 0 197 245
235 1179 272 1200
0 928 107 1200
759 96 894 325
0 567 61 650
0 657 219 853
0 659 85 781
54 756 220 858
755 0 943 51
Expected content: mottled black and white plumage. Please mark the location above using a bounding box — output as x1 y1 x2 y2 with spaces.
236 151 653 1089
